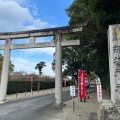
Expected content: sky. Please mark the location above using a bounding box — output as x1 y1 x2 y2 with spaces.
0 0 74 76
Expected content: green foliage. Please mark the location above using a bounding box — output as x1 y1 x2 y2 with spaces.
0 53 14 74
7 81 70 95
89 0 120 32
62 22 99 79
7 81 55 94
50 0 120 91
69 80 76 86
7 81 31 94
0 54 3 71
63 0 120 90
88 71 98 81
35 61 46 75
51 53 55 72
66 0 90 24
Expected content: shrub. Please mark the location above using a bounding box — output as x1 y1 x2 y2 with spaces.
7 80 70 94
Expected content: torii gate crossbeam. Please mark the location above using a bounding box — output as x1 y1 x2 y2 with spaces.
0 25 85 104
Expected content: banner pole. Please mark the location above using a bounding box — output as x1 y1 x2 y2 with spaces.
78 69 79 100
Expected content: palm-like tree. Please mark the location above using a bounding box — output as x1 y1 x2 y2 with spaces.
35 61 46 76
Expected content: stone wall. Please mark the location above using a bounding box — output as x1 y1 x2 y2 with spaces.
98 100 120 120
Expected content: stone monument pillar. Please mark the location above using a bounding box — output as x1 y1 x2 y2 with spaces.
108 24 120 103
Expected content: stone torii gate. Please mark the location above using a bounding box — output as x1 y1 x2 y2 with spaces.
0 25 84 104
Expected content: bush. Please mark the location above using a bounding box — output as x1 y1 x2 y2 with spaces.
7 80 70 95
7 81 55 94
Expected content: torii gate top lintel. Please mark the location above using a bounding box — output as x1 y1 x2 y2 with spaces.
0 24 85 40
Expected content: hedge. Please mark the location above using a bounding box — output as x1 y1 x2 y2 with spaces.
7 81 70 95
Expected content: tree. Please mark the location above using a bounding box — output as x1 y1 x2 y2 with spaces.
9 61 14 74
88 71 98 81
63 0 99 79
88 0 120 89
89 0 120 32
51 53 55 72
52 1 99 79
63 0 120 90
0 54 14 75
51 0 120 91
35 61 46 76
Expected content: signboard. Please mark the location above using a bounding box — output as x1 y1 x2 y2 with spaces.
97 85 102 101
78 70 86 99
70 86 75 96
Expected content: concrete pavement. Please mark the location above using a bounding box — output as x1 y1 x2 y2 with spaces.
5 87 110 120
62 88 110 120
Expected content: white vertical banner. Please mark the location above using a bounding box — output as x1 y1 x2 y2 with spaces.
97 85 102 101
70 86 75 96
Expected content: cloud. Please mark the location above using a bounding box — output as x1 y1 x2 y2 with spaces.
11 57 55 76
0 0 30 6
21 48 55 56
0 1 48 32
43 61 55 76
11 57 36 73
0 1 55 76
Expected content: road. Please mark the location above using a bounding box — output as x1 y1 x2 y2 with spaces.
0 90 73 120
0 87 96 120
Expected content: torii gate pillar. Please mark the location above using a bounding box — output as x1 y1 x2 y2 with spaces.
0 38 11 103
55 33 62 105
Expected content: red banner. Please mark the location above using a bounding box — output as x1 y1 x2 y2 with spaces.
64 79 66 87
78 70 86 98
